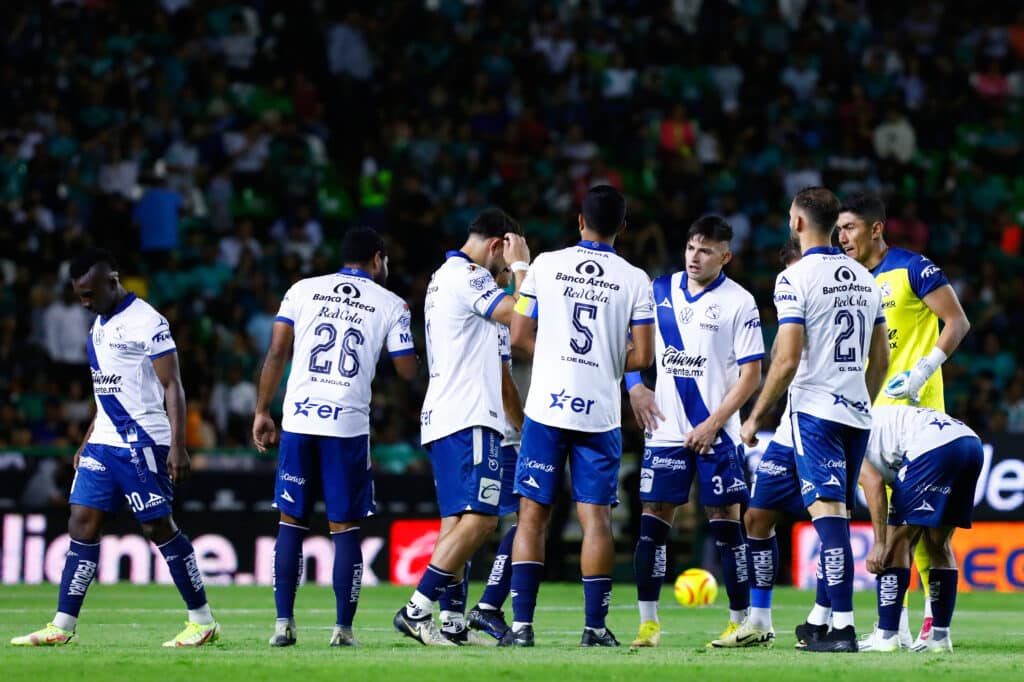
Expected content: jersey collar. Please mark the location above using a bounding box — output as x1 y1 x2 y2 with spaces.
100 292 136 326
680 270 726 303
446 250 472 262
337 267 372 280
576 240 616 254
803 246 842 256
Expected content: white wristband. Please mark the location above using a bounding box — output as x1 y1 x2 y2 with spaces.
510 261 530 273
925 346 948 371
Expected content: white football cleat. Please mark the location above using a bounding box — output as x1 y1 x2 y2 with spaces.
711 620 775 648
858 627 900 652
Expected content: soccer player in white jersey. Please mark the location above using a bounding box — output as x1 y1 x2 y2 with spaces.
857 405 982 653
394 208 531 646
740 187 890 653
466 306 527 640
499 185 655 648
623 216 765 649
252 227 417 648
12 249 220 648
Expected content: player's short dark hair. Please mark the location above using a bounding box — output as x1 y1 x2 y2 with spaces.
340 226 386 264
582 185 627 237
793 186 840 234
468 207 522 240
779 239 801 267
687 215 733 244
69 248 118 280
840 192 887 226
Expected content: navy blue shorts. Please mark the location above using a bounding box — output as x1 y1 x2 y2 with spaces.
791 412 869 508
70 443 174 522
749 440 805 516
499 444 520 516
514 416 621 506
275 431 375 523
890 436 983 529
428 426 503 517
639 443 749 507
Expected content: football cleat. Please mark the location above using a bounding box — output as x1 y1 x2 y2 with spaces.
269 619 296 647
163 621 221 647
580 627 620 647
467 606 510 640
800 625 858 653
912 630 952 653
711 620 775 648
707 621 739 648
858 627 900 652
630 621 661 648
794 621 829 649
393 608 456 647
329 626 359 647
498 624 535 647
912 616 933 650
441 623 496 647
10 623 75 647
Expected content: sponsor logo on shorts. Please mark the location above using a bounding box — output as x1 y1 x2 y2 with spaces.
913 500 936 513
478 477 500 504
727 477 748 493
757 461 788 476
523 459 556 473
144 492 166 509
281 473 307 486
280 490 295 504
650 455 687 471
801 478 815 495
640 468 653 493
522 476 540 489
78 456 106 472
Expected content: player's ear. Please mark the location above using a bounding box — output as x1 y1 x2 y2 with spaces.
721 249 732 266
578 213 585 233
872 221 884 240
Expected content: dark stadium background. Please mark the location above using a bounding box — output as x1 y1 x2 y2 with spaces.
0 0 1022 590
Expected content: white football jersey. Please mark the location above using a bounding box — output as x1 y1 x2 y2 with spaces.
519 241 654 432
865 405 978 485
646 271 764 447
498 325 521 447
277 268 414 437
420 251 509 444
87 294 175 447
773 401 793 448
773 246 885 428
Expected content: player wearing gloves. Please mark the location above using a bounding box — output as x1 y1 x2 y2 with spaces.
836 193 970 646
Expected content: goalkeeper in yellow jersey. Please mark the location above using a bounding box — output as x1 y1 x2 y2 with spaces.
836 193 970 648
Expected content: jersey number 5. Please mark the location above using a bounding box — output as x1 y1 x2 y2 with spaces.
570 302 597 355
309 323 365 377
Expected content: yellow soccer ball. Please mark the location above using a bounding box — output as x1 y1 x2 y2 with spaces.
674 568 718 607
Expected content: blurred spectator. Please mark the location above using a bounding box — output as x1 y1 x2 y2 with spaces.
43 282 93 386
873 109 917 163
133 174 183 266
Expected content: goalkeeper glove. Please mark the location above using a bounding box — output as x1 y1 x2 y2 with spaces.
884 347 948 402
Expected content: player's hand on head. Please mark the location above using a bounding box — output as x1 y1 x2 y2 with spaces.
252 412 278 453
166 444 191 483
628 384 664 434
503 233 530 265
739 418 759 448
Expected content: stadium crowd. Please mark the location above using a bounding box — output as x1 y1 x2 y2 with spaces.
1 0 1023 466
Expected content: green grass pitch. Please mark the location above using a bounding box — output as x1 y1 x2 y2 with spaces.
2 583 1022 681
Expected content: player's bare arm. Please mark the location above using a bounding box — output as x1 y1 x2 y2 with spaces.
252 321 294 453
392 352 419 381
152 350 189 482
624 321 654 372
923 285 970 356
501 360 525 432
859 458 889 574
685 359 761 455
73 418 95 470
510 308 537 356
627 382 664 435
486 233 531 326
740 324 802 447
865 320 891 402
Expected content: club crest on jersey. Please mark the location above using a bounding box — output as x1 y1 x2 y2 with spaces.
879 281 892 298
705 304 721 321
469 274 491 291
